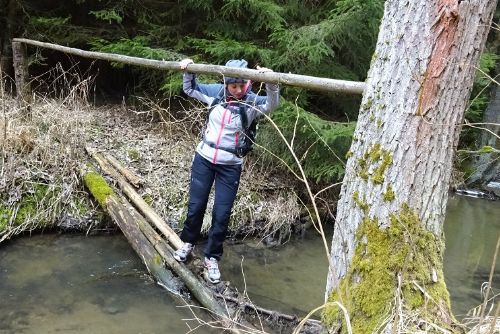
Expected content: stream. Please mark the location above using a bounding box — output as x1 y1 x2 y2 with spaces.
0 194 498 333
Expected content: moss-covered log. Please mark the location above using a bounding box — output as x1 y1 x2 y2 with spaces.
81 169 239 325
82 171 182 293
86 147 183 250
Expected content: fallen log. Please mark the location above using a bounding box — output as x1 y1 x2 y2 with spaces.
82 167 260 332
135 215 228 318
103 153 144 188
13 37 365 95
85 146 183 250
81 170 182 294
85 150 323 333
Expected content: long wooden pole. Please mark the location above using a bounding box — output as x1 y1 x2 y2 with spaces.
86 147 183 250
13 38 365 95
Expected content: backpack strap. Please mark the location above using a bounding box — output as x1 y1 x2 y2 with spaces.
202 92 258 158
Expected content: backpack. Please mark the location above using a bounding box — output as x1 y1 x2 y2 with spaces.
203 92 259 158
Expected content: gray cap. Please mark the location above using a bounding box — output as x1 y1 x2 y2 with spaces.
225 59 248 84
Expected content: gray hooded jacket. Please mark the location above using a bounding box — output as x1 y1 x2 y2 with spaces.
183 72 280 165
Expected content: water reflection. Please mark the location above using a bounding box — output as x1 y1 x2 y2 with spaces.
0 195 497 332
443 194 500 317
0 235 211 334
221 232 330 316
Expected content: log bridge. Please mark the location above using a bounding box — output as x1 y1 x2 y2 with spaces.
83 147 321 333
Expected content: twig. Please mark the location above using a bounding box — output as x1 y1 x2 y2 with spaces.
478 235 500 329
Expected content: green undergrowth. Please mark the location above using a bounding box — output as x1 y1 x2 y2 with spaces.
257 100 355 183
324 204 451 333
0 184 57 233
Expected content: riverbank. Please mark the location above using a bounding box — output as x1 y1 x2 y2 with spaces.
0 88 308 244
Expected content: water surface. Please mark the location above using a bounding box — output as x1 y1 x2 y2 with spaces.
0 195 498 333
0 235 212 334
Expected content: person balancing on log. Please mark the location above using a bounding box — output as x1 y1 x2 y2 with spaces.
173 58 280 283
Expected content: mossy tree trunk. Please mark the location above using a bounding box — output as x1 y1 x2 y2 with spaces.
325 0 497 333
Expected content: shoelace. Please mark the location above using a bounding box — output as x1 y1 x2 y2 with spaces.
178 244 192 256
206 259 219 272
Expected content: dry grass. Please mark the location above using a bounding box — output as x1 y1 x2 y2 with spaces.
0 69 102 242
0 66 302 244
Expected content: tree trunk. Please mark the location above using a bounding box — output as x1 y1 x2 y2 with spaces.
12 41 31 109
86 147 183 250
325 0 497 333
1 0 20 82
82 171 183 294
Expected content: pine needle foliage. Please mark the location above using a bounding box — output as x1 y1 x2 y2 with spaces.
16 0 385 101
257 100 355 183
459 51 499 149
89 37 184 65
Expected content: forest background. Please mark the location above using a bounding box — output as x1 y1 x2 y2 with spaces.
2 0 499 182
0 0 499 239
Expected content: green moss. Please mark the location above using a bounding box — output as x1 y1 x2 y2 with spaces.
153 254 163 266
323 204 451 333
345 151 353 159
357 144 393 184
357 158 369 180
352 191 369 213
382 185 395 202
361 98 373 111
0 203 11 232
368 143 382 161
16 200 37 225
143 194 154 206
376 118 383 129
478 145 494 154
83 172 114 209
0 184 61 230
127 148 141 161
18 184 56 226
372 147 393 185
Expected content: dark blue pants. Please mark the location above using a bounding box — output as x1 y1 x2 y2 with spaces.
180 153 242 260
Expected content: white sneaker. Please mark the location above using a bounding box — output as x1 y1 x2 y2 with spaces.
173 242 193 262
204 257 221 283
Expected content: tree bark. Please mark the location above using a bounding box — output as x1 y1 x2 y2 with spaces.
325 0 497 333
82 170 183 294
12 37 365 95
85 147 184 250
12 41 31 116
